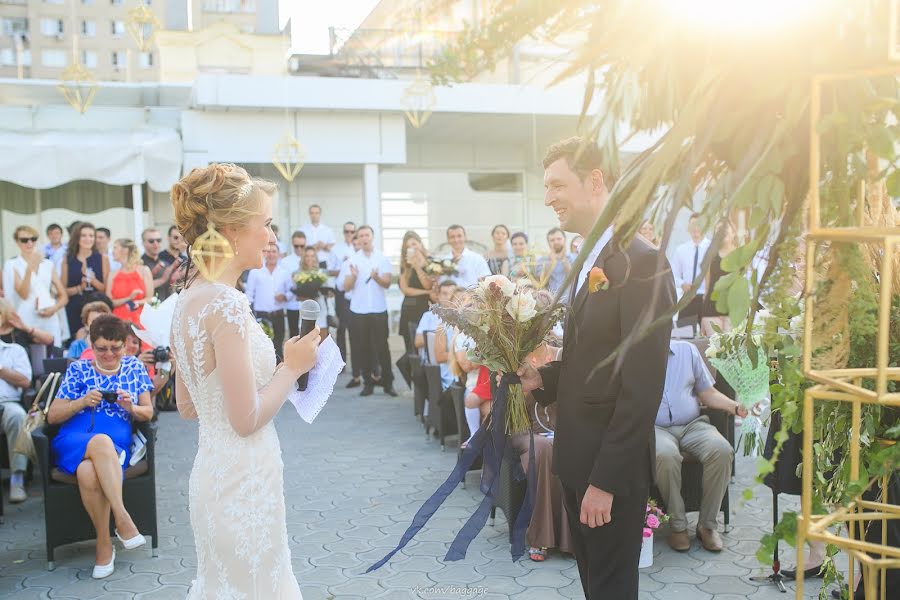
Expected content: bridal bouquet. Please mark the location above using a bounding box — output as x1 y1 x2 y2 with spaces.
292 270 328 299
433 274 565 433
424 256 459 277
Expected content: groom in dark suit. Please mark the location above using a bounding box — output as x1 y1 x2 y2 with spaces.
519 137 675 599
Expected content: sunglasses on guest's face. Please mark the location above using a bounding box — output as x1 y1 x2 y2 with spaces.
94 344 124 355
17 236 38 243
147 238 162 244
294 243 306 249
344 229 356 235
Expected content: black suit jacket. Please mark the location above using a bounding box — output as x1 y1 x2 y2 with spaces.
534 235 675 498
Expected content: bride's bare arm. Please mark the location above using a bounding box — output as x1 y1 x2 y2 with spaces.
170 349 197 419
212 290 317 437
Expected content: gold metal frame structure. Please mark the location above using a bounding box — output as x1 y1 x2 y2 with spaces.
126 1 160 53
58 57 98 114
190 224 235 282
795 62 900 600
402 69 436 128
272 133 306 183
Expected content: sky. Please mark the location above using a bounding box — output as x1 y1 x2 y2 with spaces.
281 0 381 55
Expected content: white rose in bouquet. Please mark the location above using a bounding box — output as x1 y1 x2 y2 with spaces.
481 274 516 297
506 290 538 323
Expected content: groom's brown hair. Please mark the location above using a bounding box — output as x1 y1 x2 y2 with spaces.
542 136 617 186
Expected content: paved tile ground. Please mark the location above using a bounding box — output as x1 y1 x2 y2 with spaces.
1 374 846 599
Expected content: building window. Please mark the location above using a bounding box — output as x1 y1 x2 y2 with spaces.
381 192 430 260
203 0 256 13
111 50 126 68
1 17 28 36
40 18 65 37
81 20 96 37
1 48 30 66
82 0 95 5
44 0 65 4
111 20 125 37
41 49 67 68
139 51 153 68
110 0 124 5
80 50 97 68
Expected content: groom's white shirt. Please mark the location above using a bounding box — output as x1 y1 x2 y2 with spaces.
574 227 613 296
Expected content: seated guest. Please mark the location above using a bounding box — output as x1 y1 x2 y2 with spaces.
510 343 573 562
0 325 33 503
655 339 748 553
47 314 154 579
66 301 112 360
416 281 457 419
124 330 169 405
451 333 490 445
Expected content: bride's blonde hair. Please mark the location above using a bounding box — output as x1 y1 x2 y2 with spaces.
171 164 277 286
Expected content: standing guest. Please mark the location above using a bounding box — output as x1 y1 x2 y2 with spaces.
328 222 356 366
158 226 187 265
66 301 112 360
507 232 534 281
106 239 153 327
0 298 56 350
95 228 120 272
701 220 737 337
570 234 584 255
270 224 288 258
141 228 179 302
398 231 434 355
245 242 292 360
62 222 109 337
0 327 33 503
444 225 490 289
302 204 336 268
638 221 659 247
44 223 65 260
296 247 329 341
536 227 574 296
48 315 152 578
485 225 511 275
655 339 745 553
3 225 67 347
671 213 711 328
339 225 396 397
279 231 307 339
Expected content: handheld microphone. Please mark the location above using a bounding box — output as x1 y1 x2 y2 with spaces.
296 299 320 391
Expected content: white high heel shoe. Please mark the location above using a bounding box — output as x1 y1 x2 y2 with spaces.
115 529 147 550
92 548 115 579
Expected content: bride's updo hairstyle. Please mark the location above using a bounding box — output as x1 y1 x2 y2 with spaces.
171 163 277 286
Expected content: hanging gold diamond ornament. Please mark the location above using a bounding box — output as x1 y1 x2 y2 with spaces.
126 1 160 52
191 223 235 282
402 70 436 128
272 134 306 182
58 61 98 114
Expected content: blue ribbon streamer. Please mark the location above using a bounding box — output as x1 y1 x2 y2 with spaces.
366 373 536 572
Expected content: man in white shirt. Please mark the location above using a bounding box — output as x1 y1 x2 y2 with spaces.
279 231 307 338
302 204 337 268
671 213 711 328
271 224 288 258
95 228 120 273
245 242 293 360
338 225 396 397
327 221 357 368
443 225 490 289
0 337 33 503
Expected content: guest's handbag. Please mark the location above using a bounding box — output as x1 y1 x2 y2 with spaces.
13 372 62 462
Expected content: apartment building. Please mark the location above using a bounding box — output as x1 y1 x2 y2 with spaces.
0 0 278 81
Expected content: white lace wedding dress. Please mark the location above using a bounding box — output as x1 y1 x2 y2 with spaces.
171 282 302 599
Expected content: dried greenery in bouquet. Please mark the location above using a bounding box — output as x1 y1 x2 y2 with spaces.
432 274 565 433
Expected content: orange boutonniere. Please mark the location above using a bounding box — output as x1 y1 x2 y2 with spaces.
588 266 610 293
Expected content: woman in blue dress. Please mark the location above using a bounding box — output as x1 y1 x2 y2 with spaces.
48 314 154 579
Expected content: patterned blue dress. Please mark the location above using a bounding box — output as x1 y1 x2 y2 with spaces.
52 355 152 477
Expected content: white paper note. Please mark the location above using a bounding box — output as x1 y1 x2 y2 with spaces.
288 336 344 424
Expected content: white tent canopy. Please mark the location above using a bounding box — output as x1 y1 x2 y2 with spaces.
0 128 181 192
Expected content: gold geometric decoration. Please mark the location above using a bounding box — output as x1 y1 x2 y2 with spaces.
126 1 160 53
190 223 235 282
401 70 436 128
272 133 306 182
57 61 98 114
794 66 900 600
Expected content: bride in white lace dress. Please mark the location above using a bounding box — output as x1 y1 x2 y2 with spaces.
169 164 320 599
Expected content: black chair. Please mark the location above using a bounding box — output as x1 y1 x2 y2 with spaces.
0 404 4 524
408 323 426 419
451 383 483 487
423 365 457 449
31 420 159 570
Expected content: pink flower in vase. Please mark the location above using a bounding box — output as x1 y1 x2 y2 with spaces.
643 527 653 538
646 514 660 529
